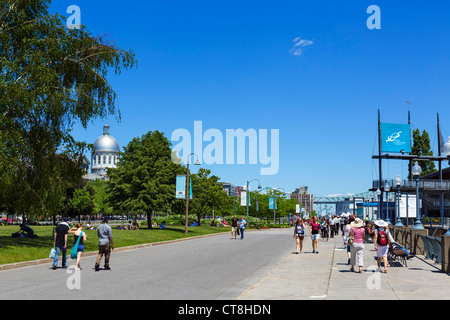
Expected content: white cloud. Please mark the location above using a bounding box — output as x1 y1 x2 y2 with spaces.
290 37 313 56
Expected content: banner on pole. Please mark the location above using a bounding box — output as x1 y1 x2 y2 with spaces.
176 175 192 199
176 175 186 199
241 191 250 206
380 123 411 153
269 197 277 210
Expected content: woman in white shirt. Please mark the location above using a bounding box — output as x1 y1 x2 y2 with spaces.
343 216 353 265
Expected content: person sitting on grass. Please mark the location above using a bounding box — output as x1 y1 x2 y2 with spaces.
16 224 36 238
159 221 167 229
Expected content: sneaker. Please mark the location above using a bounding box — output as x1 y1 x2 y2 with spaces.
52 265 57 270
104 266 111 270
95 264 100 272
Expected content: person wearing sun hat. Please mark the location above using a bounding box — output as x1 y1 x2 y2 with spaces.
349 217 365 273
374 220 391 273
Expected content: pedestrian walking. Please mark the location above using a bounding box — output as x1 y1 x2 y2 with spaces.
349 218 365 273
52 217 70 270
238 216 246 240
70 223 87 271
231 217 238 239
374 220 391 273
329 216 335 238
95 216 114 271
293 218 306 254
342 216 353 265
320 217 329 241
309 215 321 253
339 215 345 235
334 216 340 236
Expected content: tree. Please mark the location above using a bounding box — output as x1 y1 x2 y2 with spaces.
107 131 184 228
189 168 229 225
68 187 94 220
87 179 113 217
0 0 137 219
411 129 436 176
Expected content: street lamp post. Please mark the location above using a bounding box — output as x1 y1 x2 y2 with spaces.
394 174 404 227
443 137 450 236
384 182 391 224
272 187 285 225
185 153 200 235
376 188 381 221
412 161 424 230
246 179 262 228
371 195 374 221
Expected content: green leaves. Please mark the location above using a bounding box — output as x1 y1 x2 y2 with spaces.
411 129 436 176
0 0 137 218
107 131 183 217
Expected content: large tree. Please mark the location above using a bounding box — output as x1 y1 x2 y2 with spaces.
411 129 436 176
0 0 136 218
189 168 230 225
107 131 184 228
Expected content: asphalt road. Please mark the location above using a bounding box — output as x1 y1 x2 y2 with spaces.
0 228 294 300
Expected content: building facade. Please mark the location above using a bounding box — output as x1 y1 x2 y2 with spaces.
222 182 237 198
88 125 120 180
290 186 314 214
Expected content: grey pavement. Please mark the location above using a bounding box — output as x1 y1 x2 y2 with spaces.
1 227 450 300
237 229 450 300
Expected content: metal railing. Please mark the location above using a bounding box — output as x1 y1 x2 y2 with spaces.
420 235 442 264
372 179 450 191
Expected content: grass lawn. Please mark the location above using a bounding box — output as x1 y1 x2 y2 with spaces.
0 224 231 265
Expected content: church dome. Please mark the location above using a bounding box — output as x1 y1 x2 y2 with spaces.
93 125 120 153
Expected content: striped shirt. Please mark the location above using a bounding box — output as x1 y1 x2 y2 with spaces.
97 223 113 245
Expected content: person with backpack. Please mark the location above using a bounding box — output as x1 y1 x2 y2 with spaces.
374 220 391 273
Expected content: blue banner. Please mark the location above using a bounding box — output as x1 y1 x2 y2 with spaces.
269 197 277 210
176 175 193 199
176 175 186 199
380 123 411 153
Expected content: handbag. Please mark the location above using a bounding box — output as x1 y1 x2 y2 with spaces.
49 247 56 259
70 231 83 260
348 236 354 246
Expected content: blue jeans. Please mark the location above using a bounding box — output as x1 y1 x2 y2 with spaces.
53 246 67 267
240 228 244 239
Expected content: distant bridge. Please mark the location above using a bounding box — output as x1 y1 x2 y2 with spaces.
313 191 374 204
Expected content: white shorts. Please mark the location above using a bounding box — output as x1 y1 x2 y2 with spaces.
377 245 389 257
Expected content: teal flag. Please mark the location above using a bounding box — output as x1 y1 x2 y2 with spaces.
380 123 411 153
176 175 186 199
176 175 193 199
269 197 277 210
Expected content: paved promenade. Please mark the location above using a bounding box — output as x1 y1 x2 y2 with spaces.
237 230 450 300
1 228 450 301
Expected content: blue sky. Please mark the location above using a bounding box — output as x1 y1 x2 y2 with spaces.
50 0 450 197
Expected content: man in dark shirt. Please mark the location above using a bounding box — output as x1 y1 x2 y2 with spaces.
17 224 35 237
52 217 70 270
